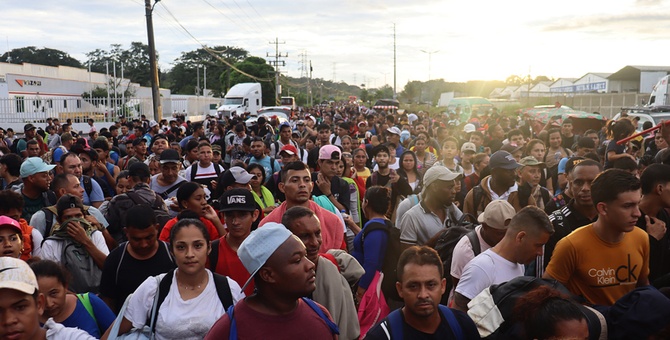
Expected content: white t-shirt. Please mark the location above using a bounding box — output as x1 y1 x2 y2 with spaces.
455 248 524 300
450 225 493 280
125 270 244 340
41 231 110 262
44 317 96 340
373 158 400 172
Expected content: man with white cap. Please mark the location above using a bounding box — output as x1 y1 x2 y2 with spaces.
14 157 56 221
399 166 463 250
453 206 553 312
312 144 350 213
449 200 515 302
386 126 404 155
0 256 96 339
205 222 339 339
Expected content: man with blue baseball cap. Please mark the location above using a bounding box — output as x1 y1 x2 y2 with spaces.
463 150 536 216
14 157 56 221
205 222 339 339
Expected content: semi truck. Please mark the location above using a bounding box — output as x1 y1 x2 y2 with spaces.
217 82 262 118
649 75 670 107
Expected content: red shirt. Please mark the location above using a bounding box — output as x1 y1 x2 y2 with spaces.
212 236 254 296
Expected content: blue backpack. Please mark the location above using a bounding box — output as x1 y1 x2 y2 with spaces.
380 305 464 340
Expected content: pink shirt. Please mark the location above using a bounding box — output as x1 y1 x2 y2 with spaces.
260 201 345 252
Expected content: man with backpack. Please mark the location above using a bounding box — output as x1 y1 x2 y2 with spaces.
150 149 186 214
205 222 339 339
14 157 57 221
29 174 108 242
463 150 536 216
105 162 170 245
311 145 350 213
449 200 514 303
453 206 553 312
399 166 463 250
247 137 280 182
269 122 299 159
184 141 225 194
365 246 480 339
41 194 109 293
60 152 105 208
14 123 46 158
99 204 175 313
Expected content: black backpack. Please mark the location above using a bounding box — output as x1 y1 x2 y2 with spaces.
81 175 93 199
189 162 222 182
428 213 480 301
126 191 172 232
150 269 233 334
9 138 24 154
466 276 604 340
361 218 401 301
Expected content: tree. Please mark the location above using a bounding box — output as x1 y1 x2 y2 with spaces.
505 75 525 85
0 46 83 68
226 56 275 106
85 42 154 87
166 46 249 97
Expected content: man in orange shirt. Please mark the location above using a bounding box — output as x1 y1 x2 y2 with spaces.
544 169 650 306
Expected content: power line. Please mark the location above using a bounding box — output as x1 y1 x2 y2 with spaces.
245 0 273 32
200 0 259 35
228 0 265 34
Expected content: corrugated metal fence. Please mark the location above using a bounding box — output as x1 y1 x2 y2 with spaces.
0 96 221 123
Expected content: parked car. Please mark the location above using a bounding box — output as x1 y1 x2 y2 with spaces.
614 106 670 132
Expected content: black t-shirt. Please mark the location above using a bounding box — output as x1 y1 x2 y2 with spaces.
561 133 578 150
311 173 351 212
365 308 480 340
365 170 413 207
307 147 321 170
636 209 670 282
99 241 176 312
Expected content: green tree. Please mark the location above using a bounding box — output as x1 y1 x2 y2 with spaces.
85 42 155 87
0 46 82 68
166 46 249 97
226 56 275 106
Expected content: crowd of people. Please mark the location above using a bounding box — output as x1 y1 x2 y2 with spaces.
1 104 670 339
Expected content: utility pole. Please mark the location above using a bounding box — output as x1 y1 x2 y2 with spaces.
267 37 287 106
420 49 439 80
309 60 313 107
393 23 397 99
145 0 162 121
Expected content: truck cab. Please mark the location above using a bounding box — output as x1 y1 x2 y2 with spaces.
217 83 262 118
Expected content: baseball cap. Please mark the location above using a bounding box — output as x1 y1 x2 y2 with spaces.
489 150 522 170
159 149 180 164
358 121 367 127
20 157 56 178
218 188 258 212
408 113 418 123
519 156 546 168
461 142 477 153
0 216 22 235
500 143 523 154
238 222 294 291
386 127 401 135
477 200 516 230
211 144 222 154
220 166 255 188
0 257 39 295
56 194 85 217
297 120 305 125
23 123 36 132
149 120 159 128
279 122 291 130
132 138 147 146
128 162 151 178
280 144 298 156
319 145 341 160
463 123 476 133
422 166 462 191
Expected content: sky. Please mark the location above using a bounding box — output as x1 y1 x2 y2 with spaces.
3 0 670 90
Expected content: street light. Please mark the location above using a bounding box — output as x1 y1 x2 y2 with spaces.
420 49 439 81
145 0 161 121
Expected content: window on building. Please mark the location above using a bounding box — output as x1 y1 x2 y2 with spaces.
64 100 68 109
15 97 25 112
76 99 82 109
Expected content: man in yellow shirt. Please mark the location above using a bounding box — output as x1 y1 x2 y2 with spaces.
544 169 650 306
